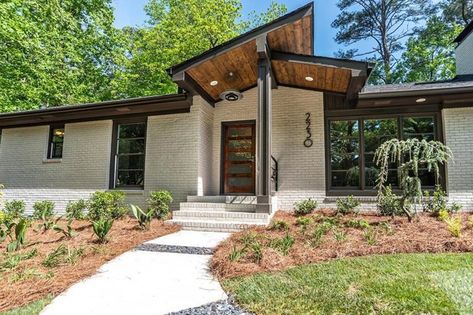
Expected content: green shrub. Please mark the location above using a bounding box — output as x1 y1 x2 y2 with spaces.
66 199 87 220
269 233 294 255
377 186 402 216
336 196 361 215
445 217 462 238
92 218 114 243
32 200 55 231
3 200 26 219
87 191 127 221
294 198 318 216
270 220 289 231
130 204 155 229
422 186 461 216
148 190 173 219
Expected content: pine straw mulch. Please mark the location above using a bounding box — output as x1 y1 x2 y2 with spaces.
0 218 179 312
212 210 473 280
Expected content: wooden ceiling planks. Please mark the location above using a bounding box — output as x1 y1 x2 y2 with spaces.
267 15 312 55
272 60 352 94
186 41 258 101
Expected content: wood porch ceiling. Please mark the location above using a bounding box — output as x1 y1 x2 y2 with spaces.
169 3 373 104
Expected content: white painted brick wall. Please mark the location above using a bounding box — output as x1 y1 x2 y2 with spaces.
443 107 473 210
456 31 473 75
195 96 215 196
0 121 113 214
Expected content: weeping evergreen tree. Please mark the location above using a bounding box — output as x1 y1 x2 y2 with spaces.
374 139 453 222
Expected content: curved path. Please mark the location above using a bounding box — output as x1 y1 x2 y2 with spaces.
41 231 246 315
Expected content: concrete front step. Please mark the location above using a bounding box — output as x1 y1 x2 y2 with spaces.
166 219 267 233
186 195 257 204
173 210 269 223
180 202 256 213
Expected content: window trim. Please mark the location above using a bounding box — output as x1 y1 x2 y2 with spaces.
47 124 65 160
109 117 147 190
325 111 444 196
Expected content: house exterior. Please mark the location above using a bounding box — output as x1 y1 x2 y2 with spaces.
0 3 472 231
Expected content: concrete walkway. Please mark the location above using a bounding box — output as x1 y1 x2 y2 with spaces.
41 231 230 315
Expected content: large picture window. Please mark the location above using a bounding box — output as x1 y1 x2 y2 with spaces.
328 115 439 193
112 121 146 189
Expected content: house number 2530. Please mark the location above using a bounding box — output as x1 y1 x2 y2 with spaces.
304 112 313 148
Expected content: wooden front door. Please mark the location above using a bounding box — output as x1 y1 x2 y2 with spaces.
222 121 256 194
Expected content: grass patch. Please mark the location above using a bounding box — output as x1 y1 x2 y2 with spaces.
0 296 52 315
223 253 473 315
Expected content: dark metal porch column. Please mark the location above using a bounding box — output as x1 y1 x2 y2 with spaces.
256 36 272 213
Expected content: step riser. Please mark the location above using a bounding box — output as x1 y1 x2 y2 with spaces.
172 216 268 224
173 211 268 221
167 220 266 232
186 196 257 204
180 203 256 212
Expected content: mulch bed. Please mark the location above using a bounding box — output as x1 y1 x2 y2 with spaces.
0 218 179 312
212 210 473 280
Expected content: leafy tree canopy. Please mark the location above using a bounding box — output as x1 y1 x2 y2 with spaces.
441 0 473 25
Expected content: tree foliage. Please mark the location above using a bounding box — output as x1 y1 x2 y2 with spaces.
394 17 462 83
0 0 121 112
241 1 288 33
441 0 473 25
332 0 435 84
374 138 452 221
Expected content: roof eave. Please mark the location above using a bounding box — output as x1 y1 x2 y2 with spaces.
359 85 473 99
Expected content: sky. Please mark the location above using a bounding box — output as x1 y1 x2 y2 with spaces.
111 0 373 57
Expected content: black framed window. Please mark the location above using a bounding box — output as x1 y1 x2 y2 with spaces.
48 124 65 159
328 115 439 192
112 121 146 188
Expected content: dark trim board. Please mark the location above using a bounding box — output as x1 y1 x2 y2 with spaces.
0 94 191 128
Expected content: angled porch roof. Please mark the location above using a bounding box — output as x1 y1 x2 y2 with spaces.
168 2 374 105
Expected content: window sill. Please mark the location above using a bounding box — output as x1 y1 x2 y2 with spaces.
43 158 62 164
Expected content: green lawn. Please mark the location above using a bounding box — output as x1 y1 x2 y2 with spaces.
223 253 473 315
0 296 52 315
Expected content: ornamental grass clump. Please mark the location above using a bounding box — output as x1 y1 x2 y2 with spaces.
270 220 289 231
445 217 462 238
374 138 452 222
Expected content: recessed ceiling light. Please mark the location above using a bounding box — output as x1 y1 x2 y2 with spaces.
305 76 314 82
210 80 218 86
416 98 427 103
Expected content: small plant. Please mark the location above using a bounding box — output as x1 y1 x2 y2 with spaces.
269 233 295 255
363 227 378 246
445 217 462 238
423 186 462 216
42 244 84 268
239 232 259 248
66 199 87 220
379 222 394 235
250 241 263 264
130 204 155 229
345 219 370 229
33 200 56 232
377 186 402 217
88 191 127 221
92 218 114 243
270 220 289 231
310 223 333 247
294 198 318 216
450 202 462 213
295 217 311 233
333 229 347 242
469 215 473 229
7 218 29 252
0 249 37 271
3 200 26 219
53 217 76 239
148 190 173 219
438 209 450 221
336 196 361 215
228 246 245 262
